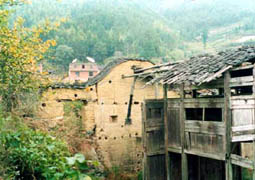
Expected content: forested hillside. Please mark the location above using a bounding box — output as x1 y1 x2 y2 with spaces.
12 0 255 73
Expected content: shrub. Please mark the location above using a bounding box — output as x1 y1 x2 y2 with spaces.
0 124 92 179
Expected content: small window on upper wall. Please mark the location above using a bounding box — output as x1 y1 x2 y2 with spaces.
185 108 203 121
205 108 222 122
110 115 118 123
89 71 93 77
147 108 162 119
82 65 85 69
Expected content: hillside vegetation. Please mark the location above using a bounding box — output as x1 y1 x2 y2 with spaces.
12 0 255 72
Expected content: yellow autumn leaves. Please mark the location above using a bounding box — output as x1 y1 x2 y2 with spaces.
0 0 61 110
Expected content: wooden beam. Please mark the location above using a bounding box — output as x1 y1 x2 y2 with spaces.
184 149 225 161
180 84 188 180
231 154 254 170
232 134 255 142
253 64 255 180
141 102 147 180
232 125 255 132
167 147 182 154
231 64 253 71
202 65 232 84
121 69 167 79
163 84 170 180
125 77 137 124
134 62 178 73
224 71 233 180
146 150 165 156
185 121 225 135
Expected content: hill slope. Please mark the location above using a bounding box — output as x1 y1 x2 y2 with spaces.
12 0 255 72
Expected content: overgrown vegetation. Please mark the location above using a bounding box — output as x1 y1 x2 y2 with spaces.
0 1 101 179
0 114 96 179
0 0 58 112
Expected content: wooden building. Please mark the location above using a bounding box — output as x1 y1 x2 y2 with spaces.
130 46 255 179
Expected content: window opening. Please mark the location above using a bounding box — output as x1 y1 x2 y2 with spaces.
185 108 203 121
82 65 85 69
204 108 222 122
231 86 252 96
147 108 162 119
231 68 253 78
75 72 80 77
89 71 93 77
110 115 118 123
186 108 222 122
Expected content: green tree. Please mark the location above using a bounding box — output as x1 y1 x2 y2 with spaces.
54 45 74 72
0 0 57 112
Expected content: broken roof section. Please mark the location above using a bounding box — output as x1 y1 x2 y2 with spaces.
133 46 255 86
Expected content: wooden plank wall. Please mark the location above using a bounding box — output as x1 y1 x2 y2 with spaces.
183 98 226 160
231 96 255 142
143 100 166 180
167 99 181 151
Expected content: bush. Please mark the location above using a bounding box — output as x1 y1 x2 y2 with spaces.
0 123 92 180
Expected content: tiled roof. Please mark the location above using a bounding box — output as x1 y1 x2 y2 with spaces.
137 46 255 86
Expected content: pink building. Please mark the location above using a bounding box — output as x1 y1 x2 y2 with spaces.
68 62 100 82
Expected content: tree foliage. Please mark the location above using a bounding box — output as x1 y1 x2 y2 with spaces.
12 0 181 69
0 0 57 111
10 0 255 70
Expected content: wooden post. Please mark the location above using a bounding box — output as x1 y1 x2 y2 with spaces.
253 65 255 180
180 84 188 180
142 102 147 180
192 89 197 98
224 71 233 180
155 82 159 99
163 84 170 180
125 77 137 124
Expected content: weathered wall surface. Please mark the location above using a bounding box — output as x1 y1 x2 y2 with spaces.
92 60 178 171
37 88 92 118
37 60 179 172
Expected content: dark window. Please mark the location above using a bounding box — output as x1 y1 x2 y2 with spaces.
148 108 162 119
205 108 222 122
82 65 85 69
110 115 118 123
231 86 252 95
185 108 203 121
75 72 80 77
231 68 253 78
89 71 93 76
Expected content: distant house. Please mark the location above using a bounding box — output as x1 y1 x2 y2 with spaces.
68 62 100 82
